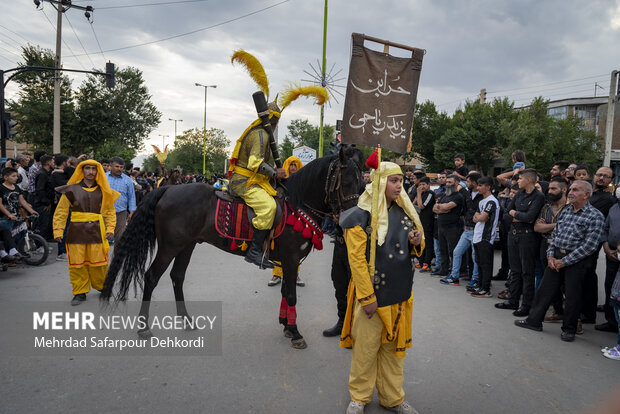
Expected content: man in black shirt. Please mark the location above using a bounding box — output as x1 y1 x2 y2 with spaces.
495 169 545 316
415 176 435 271
582 167 616 324
33 154 55 241
441 173 483 287
433 174 464 277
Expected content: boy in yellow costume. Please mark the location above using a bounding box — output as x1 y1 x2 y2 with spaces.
339 162 424 414
53 160 119 306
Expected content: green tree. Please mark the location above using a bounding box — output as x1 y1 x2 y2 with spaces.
434 98 514 173
279 136 294 159
166 127 230 175
7 45 161 159
142 153 161 173
407 100 450 171
74 67 161 159
502 97 602 175
7 45 76 151
284 119 334 154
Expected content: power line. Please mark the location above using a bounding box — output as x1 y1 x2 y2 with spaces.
0 24 31 44
0 38 22 53
97 0 211 10
69 0 290 56
65 13 96 68
40 7 87 70
0 31 27 50
0 44 21 57
89 21 106 63
487 73 608 94
512 88 598 106
489 80 608 99
0 54 17 64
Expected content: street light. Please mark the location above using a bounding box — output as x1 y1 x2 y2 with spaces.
158 134 169 148
195 83 217 175
168 118 183 139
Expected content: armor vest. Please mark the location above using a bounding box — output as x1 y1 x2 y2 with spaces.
340 205 415 307
57 183 104 244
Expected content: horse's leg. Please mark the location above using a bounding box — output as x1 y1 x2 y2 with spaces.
281 258 307 349
137 251 176 338
169 243 196 330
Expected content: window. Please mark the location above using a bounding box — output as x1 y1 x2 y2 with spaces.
547 106 568 119
573 105 597 131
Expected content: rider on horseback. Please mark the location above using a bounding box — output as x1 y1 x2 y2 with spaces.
228 100 284 269
228 50 328 269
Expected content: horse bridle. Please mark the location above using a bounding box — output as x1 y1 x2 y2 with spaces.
287 158 359 221
323 158 360 214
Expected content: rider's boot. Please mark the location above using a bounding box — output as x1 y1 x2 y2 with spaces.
245 229 274 269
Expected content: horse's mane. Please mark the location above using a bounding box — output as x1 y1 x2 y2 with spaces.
284 155 336 208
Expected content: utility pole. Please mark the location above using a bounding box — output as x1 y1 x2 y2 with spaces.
34 0 94 153
52 1 62 154
479 88 487 104
318 0 328 158
603 70 619 166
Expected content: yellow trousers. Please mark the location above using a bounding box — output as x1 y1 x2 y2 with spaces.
349 301 405 407
272 261 300 278
244 185 276 230
69 265 107 295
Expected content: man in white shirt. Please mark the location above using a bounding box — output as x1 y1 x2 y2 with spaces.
471 177 500 297
16 153 30 192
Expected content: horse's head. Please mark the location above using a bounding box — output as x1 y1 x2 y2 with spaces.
325 145 364 213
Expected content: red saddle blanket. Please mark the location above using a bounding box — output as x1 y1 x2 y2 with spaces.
215 198 287 242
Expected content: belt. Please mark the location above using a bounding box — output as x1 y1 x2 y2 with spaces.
71 211 110 254
232 166 277 196
512 228 533 235
464 226 474 230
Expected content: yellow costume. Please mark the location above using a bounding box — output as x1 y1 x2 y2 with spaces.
53 160 119 295
339 162 424 407
228 49 328 269
229 125 279 230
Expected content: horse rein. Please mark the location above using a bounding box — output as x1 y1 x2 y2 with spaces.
322 158 360 216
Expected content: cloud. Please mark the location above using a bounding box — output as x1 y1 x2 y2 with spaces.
2 0 618 168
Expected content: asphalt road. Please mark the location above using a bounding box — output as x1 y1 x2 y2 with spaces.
0 241 619 414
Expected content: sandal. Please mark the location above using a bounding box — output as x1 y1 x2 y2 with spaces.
498 289 510 300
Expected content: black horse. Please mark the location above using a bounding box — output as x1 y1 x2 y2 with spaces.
101 147 362 349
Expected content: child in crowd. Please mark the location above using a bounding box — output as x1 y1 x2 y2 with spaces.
453 153 469 188
573 165 590 181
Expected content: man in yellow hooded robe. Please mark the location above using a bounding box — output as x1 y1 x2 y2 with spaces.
53 160 119 306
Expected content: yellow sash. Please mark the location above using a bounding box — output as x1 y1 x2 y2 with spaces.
71 212 110 254
232 166 277 196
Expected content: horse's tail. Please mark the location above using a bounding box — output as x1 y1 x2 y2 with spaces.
101 186 170 303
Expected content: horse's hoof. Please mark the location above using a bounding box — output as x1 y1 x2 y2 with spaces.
138 329 153 339
291 338 307 349
283 327 294 338
184 321 197 331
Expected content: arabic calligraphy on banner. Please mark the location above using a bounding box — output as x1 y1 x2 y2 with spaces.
341 33 424 154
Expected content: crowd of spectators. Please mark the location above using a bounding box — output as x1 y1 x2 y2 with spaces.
0 151 217 266
404 153 620 359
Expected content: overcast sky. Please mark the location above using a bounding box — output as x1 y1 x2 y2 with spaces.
2 0 619 166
